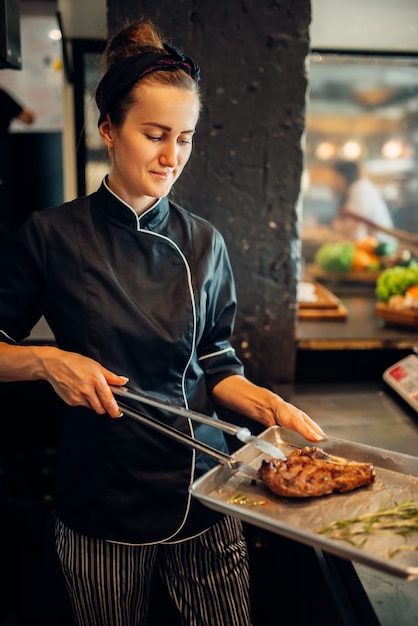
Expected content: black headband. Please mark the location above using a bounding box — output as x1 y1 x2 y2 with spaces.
95 43 200 126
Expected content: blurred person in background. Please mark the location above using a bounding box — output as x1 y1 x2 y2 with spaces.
0 86 35 241
330 159 396 245
0 85 35 134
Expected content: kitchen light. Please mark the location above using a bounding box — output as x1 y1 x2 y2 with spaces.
48 28 62 41
315 141 336 160
342 141 361 159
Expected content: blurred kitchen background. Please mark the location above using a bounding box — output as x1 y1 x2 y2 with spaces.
1 3 418 626
2 0 417 263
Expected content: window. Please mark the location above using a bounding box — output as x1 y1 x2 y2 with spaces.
302 51 418 269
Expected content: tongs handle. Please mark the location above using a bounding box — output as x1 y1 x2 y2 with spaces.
111 386 249 439
111 385 286 461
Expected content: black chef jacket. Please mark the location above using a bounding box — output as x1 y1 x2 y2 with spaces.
0 181 245 544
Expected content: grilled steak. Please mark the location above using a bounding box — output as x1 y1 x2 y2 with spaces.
258 446 375 498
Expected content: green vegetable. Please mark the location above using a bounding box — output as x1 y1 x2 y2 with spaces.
375 240 398 257
376 265 418 301
314 242 355 274
228 492 268 506
318 500 418 553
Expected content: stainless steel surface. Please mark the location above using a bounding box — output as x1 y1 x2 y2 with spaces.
190 426 418 580
234 429 287 459
112 386 286 460
272 382 418 625
274 381 418 458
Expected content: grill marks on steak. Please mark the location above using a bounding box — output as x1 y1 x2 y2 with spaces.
258 446 376 498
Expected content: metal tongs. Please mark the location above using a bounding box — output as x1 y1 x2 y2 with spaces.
111 386 287 479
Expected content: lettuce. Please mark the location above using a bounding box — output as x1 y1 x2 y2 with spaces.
314 242 355 273
375 265 418 302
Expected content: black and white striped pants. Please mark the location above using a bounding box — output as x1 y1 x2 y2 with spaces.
55 516 252 626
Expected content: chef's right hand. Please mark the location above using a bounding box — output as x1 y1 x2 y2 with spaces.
38 346 128 418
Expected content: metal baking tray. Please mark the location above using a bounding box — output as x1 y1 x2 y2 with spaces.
190 426 418 580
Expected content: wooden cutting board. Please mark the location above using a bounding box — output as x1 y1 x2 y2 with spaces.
298 281 348 320
375 302 418 328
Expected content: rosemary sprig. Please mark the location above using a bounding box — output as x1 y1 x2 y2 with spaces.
318 501 418 551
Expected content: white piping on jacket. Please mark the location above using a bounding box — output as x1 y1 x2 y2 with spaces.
199 346 235 361
103 181 227 546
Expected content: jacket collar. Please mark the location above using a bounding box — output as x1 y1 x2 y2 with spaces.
96 178 170 230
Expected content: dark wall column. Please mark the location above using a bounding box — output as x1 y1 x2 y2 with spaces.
107 1 310 384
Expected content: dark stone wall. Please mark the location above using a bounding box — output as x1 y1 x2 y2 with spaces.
106 1 310 384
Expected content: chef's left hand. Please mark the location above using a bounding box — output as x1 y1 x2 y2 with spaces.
267 396 327 443
211 374 327 443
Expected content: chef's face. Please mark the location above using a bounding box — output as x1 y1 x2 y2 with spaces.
99 83 200 215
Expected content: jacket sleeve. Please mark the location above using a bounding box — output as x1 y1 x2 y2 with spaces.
0 213 47 343
196 228 244 391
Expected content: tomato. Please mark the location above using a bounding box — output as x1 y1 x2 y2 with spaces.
406 284 418 298
355 236 379 254
351 249 380 271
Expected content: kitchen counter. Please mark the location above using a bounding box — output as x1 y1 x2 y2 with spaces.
273 380 418 626
297 294 418 351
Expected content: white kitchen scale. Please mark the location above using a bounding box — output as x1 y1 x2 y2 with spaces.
383 353 418 413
